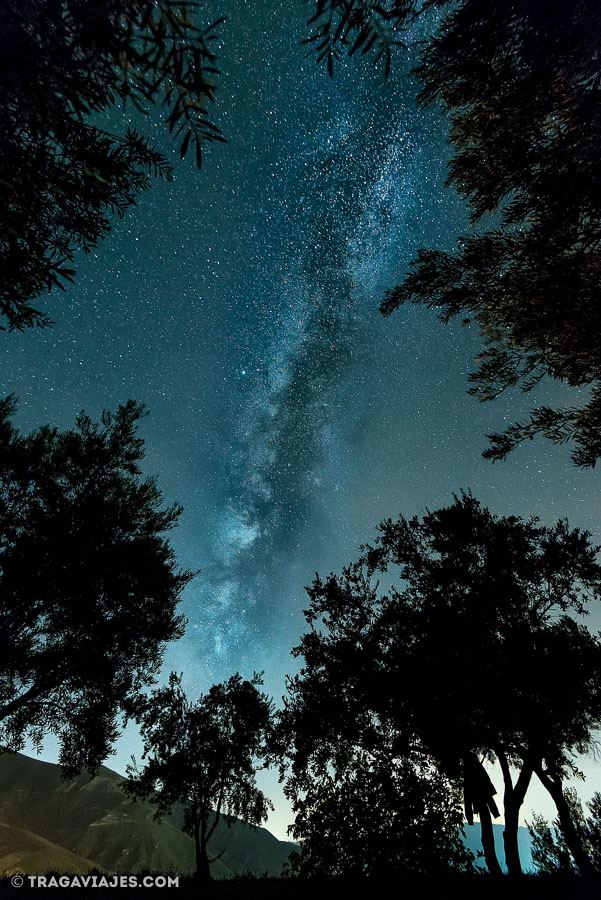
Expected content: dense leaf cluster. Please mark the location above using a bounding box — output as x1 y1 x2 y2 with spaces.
285 749 472 877
529 790 601 875
0 399 190 773
0 0 224 330
304 0 428 76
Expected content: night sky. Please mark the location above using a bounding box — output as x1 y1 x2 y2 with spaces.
4 1 600 839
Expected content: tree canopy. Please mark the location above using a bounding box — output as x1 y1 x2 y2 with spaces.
0 398 191 774
281 745 473 877
0 0 224 330
279 493 601 875
125 671 273 881
307 0 601 467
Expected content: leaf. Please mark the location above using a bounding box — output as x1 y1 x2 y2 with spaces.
350 25 371 56
180 130 191 159
167 105 182 133
205 16 228 32
361 32 378 56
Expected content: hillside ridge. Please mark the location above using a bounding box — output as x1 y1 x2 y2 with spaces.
0 752 294 878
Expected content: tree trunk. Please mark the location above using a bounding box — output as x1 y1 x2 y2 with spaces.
477 798 503 876
463 752 503 876
503 797 523 875
194 819 212 882
535 765 596 877
497 750 534 876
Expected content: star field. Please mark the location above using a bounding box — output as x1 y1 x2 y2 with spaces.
3 0 600 839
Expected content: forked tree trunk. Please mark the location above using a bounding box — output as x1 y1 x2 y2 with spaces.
497 749 534 876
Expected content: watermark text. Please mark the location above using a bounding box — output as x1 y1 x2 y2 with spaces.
11 874 179 888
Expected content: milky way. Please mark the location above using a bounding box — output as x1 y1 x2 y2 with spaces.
196 102 431 663
3 0 600 836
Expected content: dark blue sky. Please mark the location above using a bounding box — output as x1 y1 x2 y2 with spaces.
4 0 600 838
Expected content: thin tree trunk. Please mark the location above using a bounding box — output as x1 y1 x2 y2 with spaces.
194 815 212 882
477 798 503 876
193 820 202 879
535 765 595 877
197 840 211 882
464 752 503 876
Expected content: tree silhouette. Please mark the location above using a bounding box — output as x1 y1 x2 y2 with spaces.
307 1 601 466
125 671 273 881
279 743 473 876
0 0 225 330
281 493 601 875
0 398 191 773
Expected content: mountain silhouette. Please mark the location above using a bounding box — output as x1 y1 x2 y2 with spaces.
0 752 295 878
462 823 534 872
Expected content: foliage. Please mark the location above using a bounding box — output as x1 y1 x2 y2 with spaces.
125 672 273 881
304 0 430 77
0 0 225 330
279 492 601 875
307 0 601 466
285 748 473 876
0 398 191 774
529 790 601 874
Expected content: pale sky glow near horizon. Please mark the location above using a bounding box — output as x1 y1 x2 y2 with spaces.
5 1 601 844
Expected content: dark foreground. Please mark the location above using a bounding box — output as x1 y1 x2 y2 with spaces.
2 874 601 899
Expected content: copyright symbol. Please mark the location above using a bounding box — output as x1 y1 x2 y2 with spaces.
11 875 23 887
